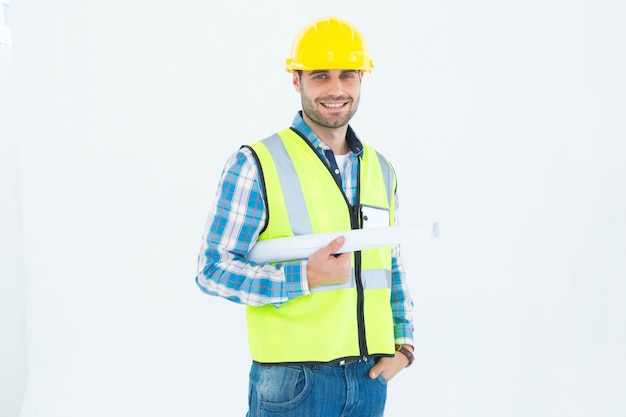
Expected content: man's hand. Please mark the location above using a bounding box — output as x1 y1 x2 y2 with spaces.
306 236 351 289
368 346 413 381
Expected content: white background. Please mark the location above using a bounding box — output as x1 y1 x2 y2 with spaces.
2 0 625 416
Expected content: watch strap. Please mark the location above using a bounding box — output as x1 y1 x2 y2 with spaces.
395 344 414 367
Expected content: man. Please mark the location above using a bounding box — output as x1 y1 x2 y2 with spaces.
196 17 414 417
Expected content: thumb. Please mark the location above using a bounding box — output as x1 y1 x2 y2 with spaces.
323 236 345 255
368 362 382 379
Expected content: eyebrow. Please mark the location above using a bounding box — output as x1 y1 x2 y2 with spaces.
308 70 358 76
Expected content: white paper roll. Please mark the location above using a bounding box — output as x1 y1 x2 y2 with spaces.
247 222 439 263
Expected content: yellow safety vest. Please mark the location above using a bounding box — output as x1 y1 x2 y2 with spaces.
245 127 397 364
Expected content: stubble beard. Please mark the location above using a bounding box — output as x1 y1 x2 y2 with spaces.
301 94 360 129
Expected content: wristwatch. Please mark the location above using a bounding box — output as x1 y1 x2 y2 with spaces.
395 344 414 367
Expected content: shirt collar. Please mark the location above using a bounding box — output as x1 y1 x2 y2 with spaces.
291 111 364 156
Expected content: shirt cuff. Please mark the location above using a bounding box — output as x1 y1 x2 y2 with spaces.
394 337 414 348
283 260 310 300
394 325 414 347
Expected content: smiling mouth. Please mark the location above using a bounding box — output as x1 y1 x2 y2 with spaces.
321 102 348 108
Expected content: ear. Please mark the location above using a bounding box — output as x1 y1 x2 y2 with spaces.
358 71 364 83
292 71 301 92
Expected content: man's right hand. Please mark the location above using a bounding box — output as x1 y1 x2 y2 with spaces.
306 236 352 289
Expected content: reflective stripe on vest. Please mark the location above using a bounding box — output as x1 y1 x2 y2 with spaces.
245 128 397 364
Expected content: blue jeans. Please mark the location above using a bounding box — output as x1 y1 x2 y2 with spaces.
247 359 387 417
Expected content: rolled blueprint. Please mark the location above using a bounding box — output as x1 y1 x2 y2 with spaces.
247 222 440 264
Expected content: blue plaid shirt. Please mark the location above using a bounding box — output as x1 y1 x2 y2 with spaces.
196 112 414 345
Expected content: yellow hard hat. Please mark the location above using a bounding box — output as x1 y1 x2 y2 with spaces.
285 17 374 73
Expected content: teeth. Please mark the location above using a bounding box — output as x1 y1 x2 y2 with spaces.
322 103 345 108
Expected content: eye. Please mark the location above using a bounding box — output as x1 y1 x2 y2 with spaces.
313 73 328 80
341 72 356 79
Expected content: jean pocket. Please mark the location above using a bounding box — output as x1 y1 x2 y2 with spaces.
375 372 388 388
258 365 312 412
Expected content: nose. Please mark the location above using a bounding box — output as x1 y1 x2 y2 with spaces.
327 75 345 97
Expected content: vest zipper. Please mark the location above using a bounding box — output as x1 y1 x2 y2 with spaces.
350 203 368 360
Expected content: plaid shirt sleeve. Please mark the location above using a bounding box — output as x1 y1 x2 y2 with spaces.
391 193 415 347
195 147 310 306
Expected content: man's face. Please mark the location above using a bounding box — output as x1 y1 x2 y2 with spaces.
293 69 363 130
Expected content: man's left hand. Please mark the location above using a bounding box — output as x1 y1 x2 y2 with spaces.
368 347 413 382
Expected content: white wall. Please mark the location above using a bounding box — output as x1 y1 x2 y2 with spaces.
8 0 626 416
1 31 28 417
